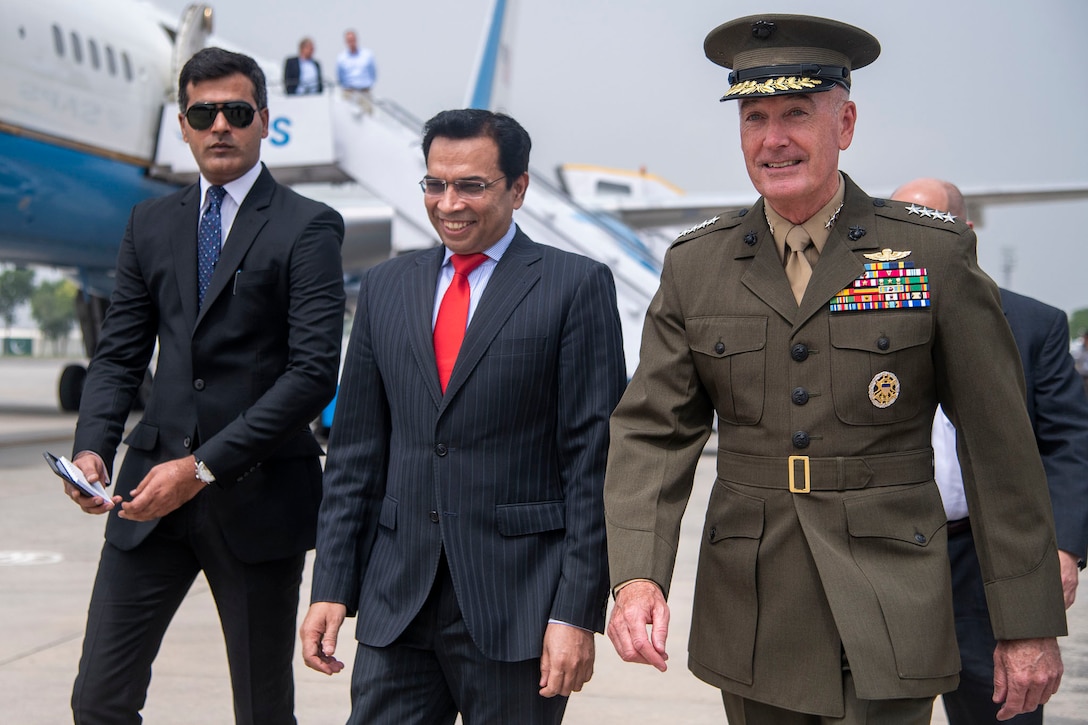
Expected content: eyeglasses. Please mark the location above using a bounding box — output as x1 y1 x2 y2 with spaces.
419 176 507 199
184 102 257 131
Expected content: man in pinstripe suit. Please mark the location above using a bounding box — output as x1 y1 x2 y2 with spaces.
300 109 627 724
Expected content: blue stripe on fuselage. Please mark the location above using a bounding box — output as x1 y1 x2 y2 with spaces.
0 131 177 280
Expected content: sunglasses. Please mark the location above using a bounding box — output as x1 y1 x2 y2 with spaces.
184 102 257 131
419 176 507 199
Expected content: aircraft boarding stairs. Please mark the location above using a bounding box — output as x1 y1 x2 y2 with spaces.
152 90 663 375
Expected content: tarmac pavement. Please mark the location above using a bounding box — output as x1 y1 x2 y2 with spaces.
1 357 1085 723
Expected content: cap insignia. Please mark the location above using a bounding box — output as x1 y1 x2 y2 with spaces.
905 204 956 223
725 76 824 97
751 20 776 39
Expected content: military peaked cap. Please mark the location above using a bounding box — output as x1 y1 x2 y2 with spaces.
705 14 880 101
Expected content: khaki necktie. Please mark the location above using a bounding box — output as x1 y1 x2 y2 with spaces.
784 226 815 304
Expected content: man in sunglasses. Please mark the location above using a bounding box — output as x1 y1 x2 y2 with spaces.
65 47 345 724
300 109 626 724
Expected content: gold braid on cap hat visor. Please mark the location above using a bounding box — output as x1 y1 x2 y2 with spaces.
726 76 824 97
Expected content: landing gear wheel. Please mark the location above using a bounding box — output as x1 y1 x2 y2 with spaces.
58 364 87 412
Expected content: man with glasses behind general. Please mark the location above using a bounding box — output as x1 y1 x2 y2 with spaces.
300 108 626 724
64 47 345 724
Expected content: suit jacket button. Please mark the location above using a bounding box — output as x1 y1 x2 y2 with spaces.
183 436 192 448
791 344 809 362
193 379 205 391
877 336 890 351
435 443 448 456
429 510 439 523
792 431 810 449
791 387 810 405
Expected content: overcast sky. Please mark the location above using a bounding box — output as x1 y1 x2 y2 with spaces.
152 0 1088 317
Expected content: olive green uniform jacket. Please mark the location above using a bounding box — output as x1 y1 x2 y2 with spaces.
604 175 1067 717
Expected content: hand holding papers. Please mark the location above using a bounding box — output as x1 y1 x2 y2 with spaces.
43 451 111 504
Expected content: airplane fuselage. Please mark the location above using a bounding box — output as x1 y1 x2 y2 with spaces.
1 0 179 294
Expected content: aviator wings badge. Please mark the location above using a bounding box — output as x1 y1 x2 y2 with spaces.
863 248 912 262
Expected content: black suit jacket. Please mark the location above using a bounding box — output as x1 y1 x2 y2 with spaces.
74 165 345 563
311 229 626 662
1001 288 1088 562
284 56 323 94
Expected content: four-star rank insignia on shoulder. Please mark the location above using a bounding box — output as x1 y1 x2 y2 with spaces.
904 204 956 223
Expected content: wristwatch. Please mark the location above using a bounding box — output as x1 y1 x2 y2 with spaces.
194 459 216 485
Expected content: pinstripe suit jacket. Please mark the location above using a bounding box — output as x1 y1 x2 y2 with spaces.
311 228 626 662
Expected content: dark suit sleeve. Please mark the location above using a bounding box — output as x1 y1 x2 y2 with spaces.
284 57 299 94
551 262 627 629
1029 306 1088 563
195 207 344 483
310 267 390 612
72 209 159 472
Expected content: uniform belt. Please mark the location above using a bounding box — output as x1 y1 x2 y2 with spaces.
717 449 934 493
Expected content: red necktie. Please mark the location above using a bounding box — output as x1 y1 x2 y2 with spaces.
434 253 488 392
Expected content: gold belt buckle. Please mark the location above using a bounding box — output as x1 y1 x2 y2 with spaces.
788 455 811 494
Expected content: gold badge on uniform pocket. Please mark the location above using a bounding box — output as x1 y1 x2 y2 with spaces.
868 371 900 408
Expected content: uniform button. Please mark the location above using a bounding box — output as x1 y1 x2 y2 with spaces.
429 510 439 523
435 444 448 456
791 344 809 362
873 198 886 207
714 342 725 355
183 436 192 448
193 379 205 391
792 431 810 449
791 387 810 405
914 533 927 544
708 526 717 541
877 336 890 351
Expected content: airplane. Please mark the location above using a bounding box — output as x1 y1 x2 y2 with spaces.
0 0 661 414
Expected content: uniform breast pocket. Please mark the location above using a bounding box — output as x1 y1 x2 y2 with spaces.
828 311 933 425
686 316 767 425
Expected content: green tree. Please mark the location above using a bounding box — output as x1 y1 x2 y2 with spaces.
0 267 35 339
1070 308 1088 341
30 279 78 356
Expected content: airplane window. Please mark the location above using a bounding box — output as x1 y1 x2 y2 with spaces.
70 32 83 64
89 39 100 70
52 25 64 57
122 51 133 81
105 46 117 76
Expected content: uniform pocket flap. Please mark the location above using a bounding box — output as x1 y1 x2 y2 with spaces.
686 316 767 358
845 484 945 546
706 485 765 543
496 500 565 536
122 421 159 451
829 311 931 354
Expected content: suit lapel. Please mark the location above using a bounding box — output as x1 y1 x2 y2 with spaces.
171 184 202 328
195 168 274 329
403 247 446 408
441 231 541 406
